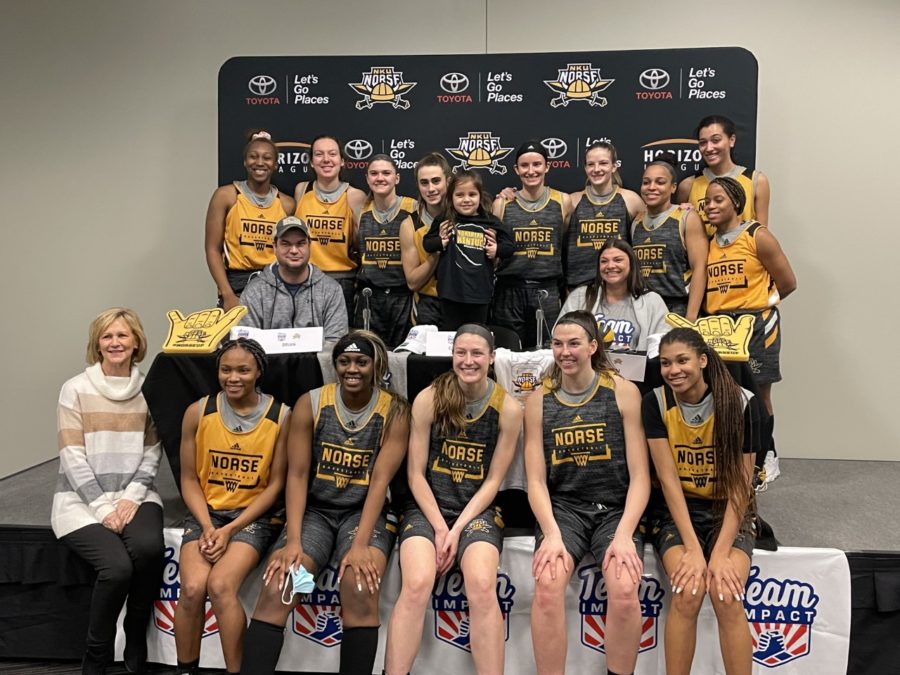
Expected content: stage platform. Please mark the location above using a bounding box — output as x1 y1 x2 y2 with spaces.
1 457 898 674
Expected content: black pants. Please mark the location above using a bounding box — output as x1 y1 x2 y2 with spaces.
440 299 490 332
61 503 165 665
491 283 560 349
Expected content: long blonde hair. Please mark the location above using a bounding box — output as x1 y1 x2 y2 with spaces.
432 324 495 436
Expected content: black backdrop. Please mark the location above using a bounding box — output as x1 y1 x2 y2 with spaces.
218 47 757 196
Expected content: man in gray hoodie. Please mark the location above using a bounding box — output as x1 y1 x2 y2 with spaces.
239 216 348 345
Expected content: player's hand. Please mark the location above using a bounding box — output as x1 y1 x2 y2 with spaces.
671 546 707 596
201 526 232 563
602 532 643 585
101 510 124 533
339 542 381 595
498 187 517 202
220 292 241 311
438 220 453 249
265 540 303 590
484 228 498 259
708 550 745 603
437 527 460 576
532 533 571 581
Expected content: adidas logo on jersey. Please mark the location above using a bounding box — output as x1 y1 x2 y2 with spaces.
692 435 703 443
230 443 241 451
573 415 584 423
344 437 355 446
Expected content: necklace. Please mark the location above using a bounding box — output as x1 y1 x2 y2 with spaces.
314 181 349 203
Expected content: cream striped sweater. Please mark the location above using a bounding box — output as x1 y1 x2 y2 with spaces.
51 363 163 538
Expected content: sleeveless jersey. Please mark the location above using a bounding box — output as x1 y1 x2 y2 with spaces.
411 211 438 298
566 188 631 287
357 196 417 288
308 383 393 509
541 373 629 507
427 382 507 520
223 184 288 271
689 166 758 237
195 393 286 510
705 221 776 313
295 183 357 273
631 206 691 301
496 188 565 281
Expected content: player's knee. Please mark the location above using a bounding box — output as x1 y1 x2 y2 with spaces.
178 574 209 608
532 572 566 613
206 570 239 604
710 593 746 623
670 587 704 618
463 571 497 610
340 583 379 622
399 568 434 607
605 579 640 618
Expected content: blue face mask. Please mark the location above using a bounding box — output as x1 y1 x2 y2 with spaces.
281 563 316 605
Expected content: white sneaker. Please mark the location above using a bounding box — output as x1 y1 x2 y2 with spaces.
763 451 780 483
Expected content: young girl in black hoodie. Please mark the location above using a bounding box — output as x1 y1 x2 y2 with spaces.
423 170 514 330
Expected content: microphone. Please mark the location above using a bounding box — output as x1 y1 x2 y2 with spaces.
537 289 549 301
534 288 549 350
361 287 373 332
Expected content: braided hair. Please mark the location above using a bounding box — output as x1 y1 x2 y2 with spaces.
708 176 747 215
216 337 268 377
659 327 753 517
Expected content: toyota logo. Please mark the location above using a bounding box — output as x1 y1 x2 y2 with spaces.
639 68 670 91
440 72 470 94
541 138 568 159
248 75 277 96
344 139 373 161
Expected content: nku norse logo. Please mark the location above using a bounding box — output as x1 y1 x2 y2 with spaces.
154 546 218 638
432 569 515 651
744 566 820 667
349 66 417 110
577 562 664 654
446 132 514 175
292 565 344 647
544 63 615 108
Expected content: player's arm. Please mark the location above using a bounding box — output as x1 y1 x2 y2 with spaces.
559 192 573 235
621 188 646 223
293 180 310 203
400 216 437 292
754 172 770 228
676 176 695 205
755 227 796 300
279 191 296 216
683 210 708 321
204 186 239 309
179 401 213 531
406 387 447 534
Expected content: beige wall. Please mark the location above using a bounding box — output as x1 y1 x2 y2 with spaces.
1 0 897 477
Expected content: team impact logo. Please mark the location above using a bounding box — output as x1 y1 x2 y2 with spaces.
154 546 218 637
544 63 614 108
432 569 516 652
446 132 513 175
349 66 417 110
577 563 664 654
292 565 344 647
744 566 820 667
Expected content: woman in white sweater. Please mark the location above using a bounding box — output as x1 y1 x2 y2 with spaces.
560 238 670 352
52 308 164 675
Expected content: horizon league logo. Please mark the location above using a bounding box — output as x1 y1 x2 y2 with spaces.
544 63 614 108
292 565 344 647
641 138 702 173
744 566 820 667
247 74 280 105
275 141 311 176
154 546 218 637
437 72 472 104
343 139 374 170
349 66 416 110
636 68 673 101
446 132 513 175
540 138 571 169
432 569 516 652
577 563 664 654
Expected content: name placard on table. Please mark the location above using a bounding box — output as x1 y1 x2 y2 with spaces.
230 326 323 354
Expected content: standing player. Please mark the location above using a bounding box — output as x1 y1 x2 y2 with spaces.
676 115 771 235
566 141 644 290
205 131 295 308
643 327 764 675
353 155 418 348
525 311 649 675
631 157 707 320
703 177 796 483
294 135 367 316
241 331 409 675
385 324 522 675
492 141 572 348
400 152 450 327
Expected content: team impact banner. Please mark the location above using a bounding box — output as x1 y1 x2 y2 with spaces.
218 48 758 196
